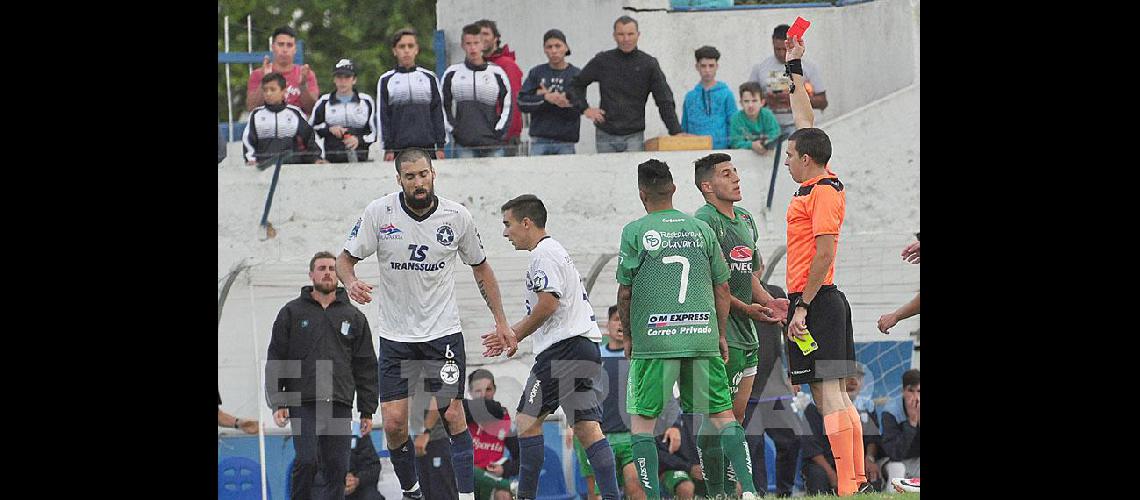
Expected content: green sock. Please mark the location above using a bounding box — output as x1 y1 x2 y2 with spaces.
630 433 661 497
697 420 725 496
719 421 757 494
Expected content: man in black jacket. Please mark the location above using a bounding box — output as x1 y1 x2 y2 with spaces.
266 251 380 500
569 15 684 153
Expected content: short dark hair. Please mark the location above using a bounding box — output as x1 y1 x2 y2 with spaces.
694 45 720 62
501 194 548 228
902 368 920 388
607 305 619 318
638 159 674 198
391 27 418 47
468 368 495 386
614 15 638 31
261 72 287 90
462 23 482 38
739 81 765 99
474 19 500 38
309 251 336 271
772 24 790 40
693 153 732 191
272 26 297 40
395 148 433 173
788 128 832 166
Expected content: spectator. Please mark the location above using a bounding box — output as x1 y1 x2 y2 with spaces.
378 28 447 162
518 29 581 155
800 364 881 495
476 20 524 156
742 270 803 498
218 390 259 434
311 59 376 163
247 26 319 116
346 424 385 500
747 24 828 136
462 369 520 500
731 81 782 155
682 46 737 149
442 24 513 158
880 369 920 485
569 16 684 153
264 251 379 500
242 72 326 167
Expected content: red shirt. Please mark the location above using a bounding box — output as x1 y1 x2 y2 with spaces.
470 410 512 468
247 65 320 115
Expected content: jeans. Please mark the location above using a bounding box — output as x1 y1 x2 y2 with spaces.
290 401 354 500
529 137 576 156
453 144 505 159
595 129 644 153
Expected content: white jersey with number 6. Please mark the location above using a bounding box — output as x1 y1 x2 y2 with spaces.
343 192 487 342
524 236 602 355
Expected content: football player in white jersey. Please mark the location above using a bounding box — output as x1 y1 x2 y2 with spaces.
481 194 621 500
336 148 517 500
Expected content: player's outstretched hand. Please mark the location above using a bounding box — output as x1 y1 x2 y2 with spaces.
480 331 504 357
785 35 806 60
496 323 518 357
347 280 374 304
769 298 790 323
746 303 780 324
901 241 920 264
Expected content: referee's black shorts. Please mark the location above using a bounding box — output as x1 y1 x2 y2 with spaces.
786 285 856 385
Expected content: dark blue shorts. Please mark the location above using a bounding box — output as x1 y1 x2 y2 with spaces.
378 332 466 403
517 335 603 424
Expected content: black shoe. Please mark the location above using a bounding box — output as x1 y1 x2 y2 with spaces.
857 482 877 494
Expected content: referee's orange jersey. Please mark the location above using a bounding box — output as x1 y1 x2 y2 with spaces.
786 171 845 293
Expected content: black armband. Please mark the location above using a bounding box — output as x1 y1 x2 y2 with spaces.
784 59 803 94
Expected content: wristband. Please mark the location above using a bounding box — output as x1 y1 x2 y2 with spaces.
784 59 803 94
233 418 240 429
795 300 810 312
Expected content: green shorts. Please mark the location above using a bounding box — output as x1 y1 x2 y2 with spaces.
661 470 693 494
575 432 634 490
725 347 759 397
626 357 734 417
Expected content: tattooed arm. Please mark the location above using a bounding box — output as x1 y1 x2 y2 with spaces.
471 261 518 356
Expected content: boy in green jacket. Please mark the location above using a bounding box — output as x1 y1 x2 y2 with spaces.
730 81 782 155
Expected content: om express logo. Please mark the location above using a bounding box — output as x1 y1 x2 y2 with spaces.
646 312 711 328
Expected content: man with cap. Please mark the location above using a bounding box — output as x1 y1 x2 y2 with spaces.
518 29 581 155
310 59 377 163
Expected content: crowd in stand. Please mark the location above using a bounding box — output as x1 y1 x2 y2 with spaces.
231 20 829 166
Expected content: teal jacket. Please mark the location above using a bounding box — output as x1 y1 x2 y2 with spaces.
682 81 737 149
730 108 781 150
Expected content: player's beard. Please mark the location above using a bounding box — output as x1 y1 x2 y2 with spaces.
406 186 434 210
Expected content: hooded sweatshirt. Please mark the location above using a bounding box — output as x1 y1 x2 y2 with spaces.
486 44 524 141
681 80 737 149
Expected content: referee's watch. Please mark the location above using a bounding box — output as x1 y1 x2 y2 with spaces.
795 300 811 312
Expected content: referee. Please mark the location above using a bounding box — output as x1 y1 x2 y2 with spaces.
780 35 868 497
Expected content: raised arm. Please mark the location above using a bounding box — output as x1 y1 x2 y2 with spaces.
784 36 814 130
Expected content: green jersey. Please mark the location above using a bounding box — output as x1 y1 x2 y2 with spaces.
694 203 761 350
616 208 730 359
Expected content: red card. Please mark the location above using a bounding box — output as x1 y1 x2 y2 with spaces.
786 16 811 40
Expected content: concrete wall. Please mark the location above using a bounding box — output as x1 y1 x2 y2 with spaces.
435 0 916 153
